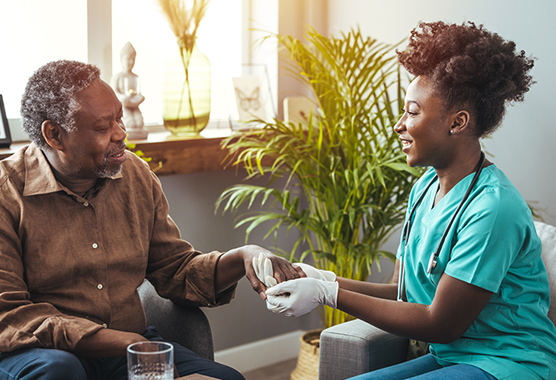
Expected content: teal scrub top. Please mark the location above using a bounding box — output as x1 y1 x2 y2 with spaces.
397 165 556 380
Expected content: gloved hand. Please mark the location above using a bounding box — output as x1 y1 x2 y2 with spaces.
292 263 336 282
253 253 336 288
252 252 278 287
265 277 339 317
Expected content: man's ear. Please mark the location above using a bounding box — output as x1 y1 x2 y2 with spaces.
449 110 471 135
41 121 64 151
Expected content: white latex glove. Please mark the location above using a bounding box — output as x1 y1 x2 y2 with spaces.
292 262 336 282
252 252 278 288
265 277 339 317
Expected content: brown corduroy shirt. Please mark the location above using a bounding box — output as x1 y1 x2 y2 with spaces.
0 144 235 353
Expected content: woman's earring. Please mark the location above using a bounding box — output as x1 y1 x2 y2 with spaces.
450 129 455 135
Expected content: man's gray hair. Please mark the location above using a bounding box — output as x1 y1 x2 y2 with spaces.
20 60 101 149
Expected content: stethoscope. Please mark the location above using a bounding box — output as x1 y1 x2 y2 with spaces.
397 152 486 302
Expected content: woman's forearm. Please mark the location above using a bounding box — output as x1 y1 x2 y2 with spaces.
336 288 437 342
336 274 493 344
336 277 398 300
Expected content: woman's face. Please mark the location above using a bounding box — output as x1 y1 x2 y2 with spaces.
394 76 455 168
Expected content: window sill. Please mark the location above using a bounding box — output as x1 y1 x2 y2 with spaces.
128 128 235 176
0 128 236 177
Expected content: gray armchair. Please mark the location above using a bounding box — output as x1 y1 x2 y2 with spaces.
319 221 556 380
138 280 214 360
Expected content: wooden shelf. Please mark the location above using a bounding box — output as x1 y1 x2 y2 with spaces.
0 129 236 176
128 129 235 176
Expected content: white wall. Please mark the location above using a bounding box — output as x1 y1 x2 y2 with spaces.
326 0 556 227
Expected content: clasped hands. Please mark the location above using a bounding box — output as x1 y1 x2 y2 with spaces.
252 253 338 317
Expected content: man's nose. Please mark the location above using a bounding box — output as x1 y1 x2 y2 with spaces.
112 120 127 141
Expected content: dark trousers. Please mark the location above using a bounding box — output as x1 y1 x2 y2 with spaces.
347 354 497 380
0 327 244 380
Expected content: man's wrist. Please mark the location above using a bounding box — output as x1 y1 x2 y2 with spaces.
215 248 247 294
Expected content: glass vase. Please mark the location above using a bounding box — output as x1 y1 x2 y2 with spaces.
162 44 211 136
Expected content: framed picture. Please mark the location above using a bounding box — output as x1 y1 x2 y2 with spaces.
229 63 277 131
232 75 269 122
0 95 12 148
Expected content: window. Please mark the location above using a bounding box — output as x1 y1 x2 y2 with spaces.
0 0 88 118
0 0 278 140
112 0 243 124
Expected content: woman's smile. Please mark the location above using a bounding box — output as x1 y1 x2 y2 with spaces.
400 137 413 152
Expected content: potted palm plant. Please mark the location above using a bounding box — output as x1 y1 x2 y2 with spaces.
216 27 423 329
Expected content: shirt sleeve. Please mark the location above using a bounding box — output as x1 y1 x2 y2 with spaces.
144 172 236 307
0 203 103 353
444 185 532 293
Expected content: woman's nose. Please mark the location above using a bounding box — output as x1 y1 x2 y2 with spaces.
394 115 406 134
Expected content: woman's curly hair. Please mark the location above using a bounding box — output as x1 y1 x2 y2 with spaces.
20 60 100 149
397 21 535 137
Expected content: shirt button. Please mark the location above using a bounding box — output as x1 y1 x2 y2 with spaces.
84 202 89 207
97 284 103 290
92 243 98 249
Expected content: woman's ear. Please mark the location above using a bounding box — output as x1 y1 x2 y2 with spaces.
449 110 471 135
41 121 64 151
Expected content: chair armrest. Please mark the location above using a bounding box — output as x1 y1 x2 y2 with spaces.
138 281 214 360
318 319 409 380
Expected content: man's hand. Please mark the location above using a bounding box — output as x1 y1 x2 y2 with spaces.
241 246 305 299
253 252 278 287
265 277 339 317
215 245 305 300
253 257 337 289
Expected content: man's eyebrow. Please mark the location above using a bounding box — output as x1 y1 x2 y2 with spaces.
92 115 112 124
92 107 123 124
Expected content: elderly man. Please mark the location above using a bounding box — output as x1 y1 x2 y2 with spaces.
0 60 302 380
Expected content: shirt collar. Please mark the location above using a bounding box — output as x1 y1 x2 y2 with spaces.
22 143 123 197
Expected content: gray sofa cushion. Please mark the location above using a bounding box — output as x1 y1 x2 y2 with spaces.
536 221 556 325
319 319 408 380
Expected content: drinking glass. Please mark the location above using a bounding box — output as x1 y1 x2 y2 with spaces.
127 341 173 380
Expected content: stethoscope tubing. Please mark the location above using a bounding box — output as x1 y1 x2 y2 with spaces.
398 152 486 301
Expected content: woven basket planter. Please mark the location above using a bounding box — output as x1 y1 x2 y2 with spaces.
291 329 322 380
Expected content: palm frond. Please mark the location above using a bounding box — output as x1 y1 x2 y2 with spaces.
217 27 424 328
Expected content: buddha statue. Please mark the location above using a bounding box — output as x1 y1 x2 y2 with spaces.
111 42 148 140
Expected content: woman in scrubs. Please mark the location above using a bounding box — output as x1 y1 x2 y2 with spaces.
264 21 556 379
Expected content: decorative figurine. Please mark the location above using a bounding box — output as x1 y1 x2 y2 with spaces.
111 42 148 140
